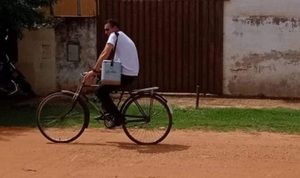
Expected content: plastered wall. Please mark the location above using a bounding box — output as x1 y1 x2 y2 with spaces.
18 18 97 95
224 0 300 98
18 28 56 95
20 0 300 98
55 18 97 90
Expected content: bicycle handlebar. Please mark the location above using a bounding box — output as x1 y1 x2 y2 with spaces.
80 72 101 87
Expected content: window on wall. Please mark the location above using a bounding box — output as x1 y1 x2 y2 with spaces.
67 41 80 62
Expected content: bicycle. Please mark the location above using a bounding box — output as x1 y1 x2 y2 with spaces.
0 54 36 97
36 73 173 145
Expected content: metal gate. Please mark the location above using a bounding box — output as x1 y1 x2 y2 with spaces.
96 0 224 94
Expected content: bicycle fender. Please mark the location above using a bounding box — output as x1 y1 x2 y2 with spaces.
154 93 173 114
61 90 88 101
120 92 173 114
61 90 78 97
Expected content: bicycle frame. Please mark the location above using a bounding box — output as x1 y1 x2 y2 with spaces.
60 73 170 127
120 90 169 124
0 79 18 95
36 73 173 144
60 74 124 122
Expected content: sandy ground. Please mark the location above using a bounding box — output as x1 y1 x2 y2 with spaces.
1 128 300 178
1 96 300 178
166 95 300 109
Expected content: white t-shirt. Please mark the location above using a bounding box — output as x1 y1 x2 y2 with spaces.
107 31 139 76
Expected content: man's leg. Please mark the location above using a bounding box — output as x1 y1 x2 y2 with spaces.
120 75 137 88
95 75 137 127
95 85 119 118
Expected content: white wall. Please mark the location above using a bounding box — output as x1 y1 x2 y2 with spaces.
224 0 300 98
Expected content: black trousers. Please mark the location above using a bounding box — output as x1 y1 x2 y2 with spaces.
95 75 136 121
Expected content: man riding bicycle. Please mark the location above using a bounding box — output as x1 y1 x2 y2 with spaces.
85 19 139 129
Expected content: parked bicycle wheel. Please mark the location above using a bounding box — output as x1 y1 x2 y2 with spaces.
36 92 89 143
121 93 172 144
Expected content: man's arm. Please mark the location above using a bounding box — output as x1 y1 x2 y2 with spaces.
93 43 114 72
84 43 114 81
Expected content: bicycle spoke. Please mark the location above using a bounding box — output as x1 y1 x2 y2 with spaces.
122 94 172 144
37 92 88 143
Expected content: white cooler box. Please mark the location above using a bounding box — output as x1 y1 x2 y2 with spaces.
101 60 121 85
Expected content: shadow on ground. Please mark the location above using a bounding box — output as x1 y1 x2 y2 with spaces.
0 96 39 127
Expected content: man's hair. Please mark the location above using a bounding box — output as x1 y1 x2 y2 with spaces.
105 19 120 28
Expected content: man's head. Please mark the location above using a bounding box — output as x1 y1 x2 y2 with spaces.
104 19 120 36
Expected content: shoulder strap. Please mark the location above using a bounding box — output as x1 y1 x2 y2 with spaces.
111 32 119 66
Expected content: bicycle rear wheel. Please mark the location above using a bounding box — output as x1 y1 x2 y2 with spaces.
121 93 172 144
36 92 89 143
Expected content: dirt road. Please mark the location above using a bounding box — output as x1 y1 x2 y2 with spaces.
1 127 300 178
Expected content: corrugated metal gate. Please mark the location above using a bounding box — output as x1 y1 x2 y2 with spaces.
96 0 224 94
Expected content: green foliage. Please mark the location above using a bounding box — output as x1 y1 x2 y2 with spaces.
0 0 57 38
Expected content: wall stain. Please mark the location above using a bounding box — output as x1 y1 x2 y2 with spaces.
227 49 300 97
55 18 96 89
230 49 300 72
232 16 300 28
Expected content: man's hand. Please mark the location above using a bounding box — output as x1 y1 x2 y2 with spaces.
84 70 97 82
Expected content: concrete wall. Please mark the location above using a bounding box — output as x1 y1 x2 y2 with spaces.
18 28 56 95
55 18 97 90
224 0 300 98
20 1 300 97
18 18 97 95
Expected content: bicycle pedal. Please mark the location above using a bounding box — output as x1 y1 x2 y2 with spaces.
103 114 115 128
94 116 105 121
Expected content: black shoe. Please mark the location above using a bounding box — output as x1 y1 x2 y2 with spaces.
103 113 115 129
94 115 105 121
106 114 126 129
105 118 125 129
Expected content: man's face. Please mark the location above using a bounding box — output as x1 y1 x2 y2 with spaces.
104 23 114 36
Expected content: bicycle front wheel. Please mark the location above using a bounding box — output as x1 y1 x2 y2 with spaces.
36 92 89 143
121 93 172 144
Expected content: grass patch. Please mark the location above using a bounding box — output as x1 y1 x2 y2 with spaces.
1 100 300 135
173 107 300 134
0 103 37 127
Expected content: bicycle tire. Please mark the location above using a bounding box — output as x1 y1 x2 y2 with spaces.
121 93 172 144
36 92 89 143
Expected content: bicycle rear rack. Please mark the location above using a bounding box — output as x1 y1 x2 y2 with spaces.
132 87 159 93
